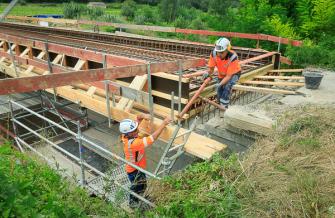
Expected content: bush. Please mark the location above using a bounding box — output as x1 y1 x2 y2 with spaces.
286 44 335 70
87 7 105 20
63 2 85 19
0 144 125 217
121 0 137 20
103 14 122 23
134 6 158 24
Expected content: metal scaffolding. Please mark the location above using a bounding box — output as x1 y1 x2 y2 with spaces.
9 99 158 208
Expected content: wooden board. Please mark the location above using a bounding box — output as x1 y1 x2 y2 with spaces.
233 84 296 95
254 75 304 80
73 59 86 71
52 54 63 65
153 72 189 82
269 69 303 73
242 80 304 87
238 64 274 83
116 75 147 111
116 79 189 104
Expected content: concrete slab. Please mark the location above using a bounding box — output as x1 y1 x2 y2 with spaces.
197 117 255 153
280 70 335 106
224 105 274 136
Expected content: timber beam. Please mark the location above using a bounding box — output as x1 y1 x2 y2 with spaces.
0 58 206 95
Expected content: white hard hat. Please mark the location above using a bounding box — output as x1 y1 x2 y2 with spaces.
119 119 138 134
214 37 230 52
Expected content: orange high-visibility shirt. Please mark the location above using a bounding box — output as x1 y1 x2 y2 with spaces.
122 135 154 173
208 50 241 79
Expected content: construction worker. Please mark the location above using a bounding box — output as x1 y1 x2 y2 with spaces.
119 114 171 208
203 37 242 109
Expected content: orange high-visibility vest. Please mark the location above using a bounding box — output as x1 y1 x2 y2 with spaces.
208 50 241 79
122 135 154 173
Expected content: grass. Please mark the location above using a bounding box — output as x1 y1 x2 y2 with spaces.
0 142 127 217
0 3 64 16
0 3 122 17
148 105 335 217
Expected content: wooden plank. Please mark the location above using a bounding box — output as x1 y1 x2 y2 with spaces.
116 79 189 103
255 75 304 80
52 54 63 65
19 48 30 57
240 52 277 65
242 80 304 87
76 83 184 120
233 84 296 95
269 69 303 73
153 72 189 82
238 64 274 83
6 43 16 54
74 59 86 71
151 90 188 104
24 65 34 74
36 51 45 59
116 75 147 111
86 86 96 97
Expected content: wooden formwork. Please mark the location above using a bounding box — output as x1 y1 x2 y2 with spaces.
0 34 225 160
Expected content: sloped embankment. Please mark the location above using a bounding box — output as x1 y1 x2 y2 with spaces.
149 105 335 217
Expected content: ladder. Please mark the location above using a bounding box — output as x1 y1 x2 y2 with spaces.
154 117 198 176
0 0 19 21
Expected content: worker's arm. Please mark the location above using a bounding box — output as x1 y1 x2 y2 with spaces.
219 74 232 86
151 116 171 141
139 116 171 148
203 54 216 80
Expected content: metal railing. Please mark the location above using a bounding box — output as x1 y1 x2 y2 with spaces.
9 100 157 208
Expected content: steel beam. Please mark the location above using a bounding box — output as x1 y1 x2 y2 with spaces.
0 58 206 95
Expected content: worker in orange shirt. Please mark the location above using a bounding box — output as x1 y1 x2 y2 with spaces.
203 37 242 109
119 114 171 208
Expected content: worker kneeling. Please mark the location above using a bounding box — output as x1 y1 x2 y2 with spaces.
203 37 242 109
119 114 171 208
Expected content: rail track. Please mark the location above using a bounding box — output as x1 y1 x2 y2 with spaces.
0 22 267 64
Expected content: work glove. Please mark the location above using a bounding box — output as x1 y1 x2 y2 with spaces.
202 72 210 81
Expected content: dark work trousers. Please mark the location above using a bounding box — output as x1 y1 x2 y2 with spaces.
127 170 147 205
217 73 241 108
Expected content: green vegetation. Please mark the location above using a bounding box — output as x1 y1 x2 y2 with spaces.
149 106 335 217
0 3 63 16
1 0 333 69
0 142 126 217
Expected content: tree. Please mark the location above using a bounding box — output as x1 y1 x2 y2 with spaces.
121 0 137 20
159 0 179 22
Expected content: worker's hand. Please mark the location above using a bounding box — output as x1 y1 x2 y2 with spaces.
202 72 210 81
163 116 172 125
